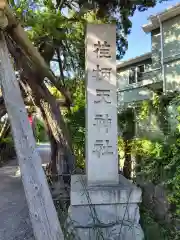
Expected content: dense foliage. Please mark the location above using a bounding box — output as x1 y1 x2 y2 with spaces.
138 97 179 214
63 79 85 169
140 206 179 240
0 136 15 165
35 119 49 143
117 94 180 221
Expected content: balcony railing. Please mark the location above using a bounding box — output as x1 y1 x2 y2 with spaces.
117 67 162 92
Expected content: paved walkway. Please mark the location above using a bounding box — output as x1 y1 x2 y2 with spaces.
0 144 51 240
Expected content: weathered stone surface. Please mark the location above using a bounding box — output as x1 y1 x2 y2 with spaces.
68 204 140 226
71 223 143 240
68 174 144 240
71 175 142 206
86 23 118 185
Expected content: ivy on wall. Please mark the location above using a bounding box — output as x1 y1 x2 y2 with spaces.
118 92 180 218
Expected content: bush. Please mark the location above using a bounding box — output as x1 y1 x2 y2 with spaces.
140 206 180 240
118 94 180 235
0 137 16 165
35 119 49 143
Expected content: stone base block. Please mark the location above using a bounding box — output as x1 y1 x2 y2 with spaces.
67 175 144 240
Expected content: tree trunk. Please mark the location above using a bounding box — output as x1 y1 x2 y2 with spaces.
0 117 10 139
32 85 71 200
0 99 6 118
122 109 135 179
0 31 64 240
123 140 132 179
0 118 11 160
27 78 75 175
42 108 58 179
6 32 75 180
49 129 58 177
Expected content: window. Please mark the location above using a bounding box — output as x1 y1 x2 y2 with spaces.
145 63 152 71
137 65 145 82
128 63 152 85
129 67 136 84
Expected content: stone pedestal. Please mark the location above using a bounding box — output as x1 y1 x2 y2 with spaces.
67 174 144 240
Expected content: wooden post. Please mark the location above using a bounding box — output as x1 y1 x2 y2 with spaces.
0 32 64 240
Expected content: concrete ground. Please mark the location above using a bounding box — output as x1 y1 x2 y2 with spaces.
0 144 51 240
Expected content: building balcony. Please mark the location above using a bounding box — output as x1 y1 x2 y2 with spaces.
117 67 162 91
117 68 163 106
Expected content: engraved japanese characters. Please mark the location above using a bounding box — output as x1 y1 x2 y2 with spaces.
86 24 118 184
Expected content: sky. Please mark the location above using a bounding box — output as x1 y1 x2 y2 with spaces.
123 0 180 61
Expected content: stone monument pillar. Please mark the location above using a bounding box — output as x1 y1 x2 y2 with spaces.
68 24 144 240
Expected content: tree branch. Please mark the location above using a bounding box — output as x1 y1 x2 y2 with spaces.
55 47 65 87
4 4 72 104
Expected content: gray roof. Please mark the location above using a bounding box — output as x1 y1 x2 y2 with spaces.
143 3 180 33
117 52 151 69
